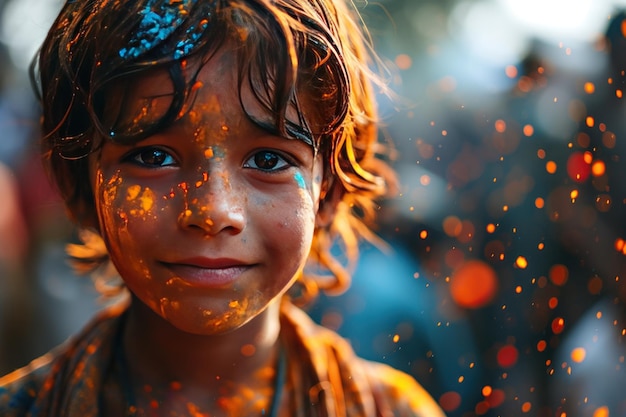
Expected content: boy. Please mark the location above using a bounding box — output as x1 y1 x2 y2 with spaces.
0 0 445 415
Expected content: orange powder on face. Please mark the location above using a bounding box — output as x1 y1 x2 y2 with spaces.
124 185 154 213
102 171 123 207
127 184 141 200
140 188 155 212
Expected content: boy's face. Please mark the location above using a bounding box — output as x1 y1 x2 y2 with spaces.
90 48 324 335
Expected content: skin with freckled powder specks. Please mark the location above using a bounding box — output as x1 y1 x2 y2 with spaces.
0 0 448 415
92 48 324 336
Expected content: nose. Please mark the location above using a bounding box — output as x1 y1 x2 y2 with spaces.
177 171 245 236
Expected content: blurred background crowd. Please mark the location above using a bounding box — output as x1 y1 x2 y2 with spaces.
2 0 626 416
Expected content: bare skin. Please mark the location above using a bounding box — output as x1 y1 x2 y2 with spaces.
100 298 282 416
92 47 324 416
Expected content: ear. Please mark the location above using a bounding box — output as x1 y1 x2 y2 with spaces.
315 180 343 228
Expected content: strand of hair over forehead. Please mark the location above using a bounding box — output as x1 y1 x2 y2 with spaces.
228 0 302 147
39 0 394 301
207 0 390 297
270 0 395 298
39 0 372 157
236 0 353 149
261 0 388 192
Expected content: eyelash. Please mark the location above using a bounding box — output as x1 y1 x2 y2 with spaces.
123 146 294 173
124 147 177 168
243 150 294 172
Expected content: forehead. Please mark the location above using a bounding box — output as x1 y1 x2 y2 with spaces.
118 48 317 143
125 51 231 108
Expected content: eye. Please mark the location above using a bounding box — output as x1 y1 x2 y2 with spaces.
244 150 292 172
125 147 177 168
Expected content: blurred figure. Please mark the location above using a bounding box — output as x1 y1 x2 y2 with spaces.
0 38 101 375
547 10 626 416
0 40 32 375
0 161 29 373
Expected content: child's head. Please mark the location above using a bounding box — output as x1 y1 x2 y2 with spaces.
35 0 395 309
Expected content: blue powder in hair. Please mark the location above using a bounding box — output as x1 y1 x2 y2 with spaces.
174 18 209 59
119 0 209 60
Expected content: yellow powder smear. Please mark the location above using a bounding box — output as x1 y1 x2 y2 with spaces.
187 110 200 124
127 184 141 201
204 94 221 113
140 188 155 212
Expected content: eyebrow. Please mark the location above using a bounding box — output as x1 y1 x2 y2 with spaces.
137 92 176 100
254 120 315 148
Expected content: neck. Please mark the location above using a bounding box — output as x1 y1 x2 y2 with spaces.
118 296 283 414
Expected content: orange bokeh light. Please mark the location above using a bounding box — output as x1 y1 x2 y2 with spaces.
567 152 591 183
537 340 547 352
505 65 518 78
594 406 609 417
571 347 586 363
515 256 528 269
548 297 559 309
449 260 499 309
549 264 569 286
486 388 505 408
497 344 519 368
523 124 534 136
439 391 462 412
535 197 545 209
443 216 463 237
552 317 565 334
395 54 412 70
475 401 490 415
591 160 606 177
588 276 603 295
546 161 557 174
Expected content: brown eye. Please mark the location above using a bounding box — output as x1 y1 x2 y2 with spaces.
245 150 290 172
126 147 176 167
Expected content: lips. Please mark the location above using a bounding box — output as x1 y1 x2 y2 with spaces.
162 257 251 288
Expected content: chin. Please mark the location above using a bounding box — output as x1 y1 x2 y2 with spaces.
158 299 260 336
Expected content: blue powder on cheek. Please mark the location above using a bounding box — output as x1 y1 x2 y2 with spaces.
294 172 306 189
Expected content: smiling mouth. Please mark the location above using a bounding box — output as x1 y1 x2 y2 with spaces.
162 260 251 288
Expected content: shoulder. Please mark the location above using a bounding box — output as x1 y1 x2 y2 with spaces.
0 301 128 417
364 361 446 417
0 353 56 416
280 302 446 416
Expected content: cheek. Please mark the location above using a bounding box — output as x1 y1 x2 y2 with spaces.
94 170 171 252
258 188 317 247
94 169 126 233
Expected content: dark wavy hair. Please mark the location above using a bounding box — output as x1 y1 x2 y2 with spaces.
33 0 396 299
